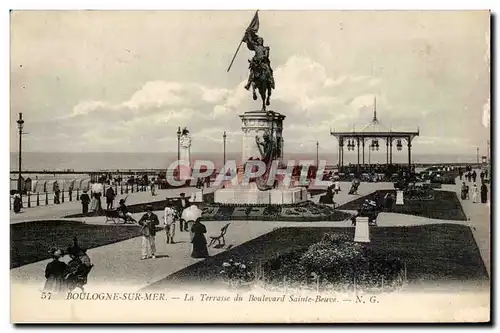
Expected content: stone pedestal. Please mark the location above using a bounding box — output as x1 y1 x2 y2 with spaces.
396 190 404 205
354 217 370 243
240 110 285 165
214 109 307 206
214 183 307 205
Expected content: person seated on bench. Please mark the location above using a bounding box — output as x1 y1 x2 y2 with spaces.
65 237 93 291
117 199 137 223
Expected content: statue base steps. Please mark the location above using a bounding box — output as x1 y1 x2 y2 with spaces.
214 183 308 205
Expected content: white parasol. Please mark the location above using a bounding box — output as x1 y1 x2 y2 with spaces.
181 205 203 222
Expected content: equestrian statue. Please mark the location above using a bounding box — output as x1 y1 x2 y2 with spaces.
227 11 275 111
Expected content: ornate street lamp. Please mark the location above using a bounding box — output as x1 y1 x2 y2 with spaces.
176 126 181 179
316 141 319 166
17 113 24 194
223 131 227 167
396 139 403 151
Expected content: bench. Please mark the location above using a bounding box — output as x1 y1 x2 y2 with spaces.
104 209 126 224
208 223 230 248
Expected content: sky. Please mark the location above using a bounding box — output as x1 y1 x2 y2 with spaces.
10 10 491 155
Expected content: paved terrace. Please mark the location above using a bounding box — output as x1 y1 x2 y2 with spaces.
9 185 219 224
10 171 490 290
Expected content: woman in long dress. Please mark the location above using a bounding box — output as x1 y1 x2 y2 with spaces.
190 219 209 258
471 184 479 203
481 182 488 204
44 248 67 293
13 192 22 213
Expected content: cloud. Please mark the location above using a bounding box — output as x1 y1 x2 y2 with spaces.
34 55 391 153
482 97 490 128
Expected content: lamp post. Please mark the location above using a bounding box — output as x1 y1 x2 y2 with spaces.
223 131 227 167
176 126 181 180
487 140 490 173
476 146 480 167
17 113 24 195
316 141 319 167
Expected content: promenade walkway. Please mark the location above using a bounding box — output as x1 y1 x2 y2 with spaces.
10 174 490 290
9 185 218 224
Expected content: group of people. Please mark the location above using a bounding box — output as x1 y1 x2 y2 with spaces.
136 193 209 260
77 181 126 215
461 181 488 204
459 166 489 204
195 176 211 189
43 237 93 294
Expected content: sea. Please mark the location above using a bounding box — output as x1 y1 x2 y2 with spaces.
10 152 479 173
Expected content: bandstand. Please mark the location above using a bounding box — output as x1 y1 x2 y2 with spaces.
330 98 419 172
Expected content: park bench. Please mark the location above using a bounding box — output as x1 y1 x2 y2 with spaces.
104 209 126 224
208 223 230 248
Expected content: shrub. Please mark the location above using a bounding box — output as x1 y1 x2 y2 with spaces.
299 233 364 278
219 258 256 287
260 231 405 291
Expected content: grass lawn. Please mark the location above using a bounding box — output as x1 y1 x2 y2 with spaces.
144 224 487 290
10 220 143 268
337 190 467 221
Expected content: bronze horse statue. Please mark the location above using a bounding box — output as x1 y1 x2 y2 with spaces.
249 59 273 111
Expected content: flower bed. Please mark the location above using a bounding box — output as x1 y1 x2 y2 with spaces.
200 201 352 222
260 232 405 292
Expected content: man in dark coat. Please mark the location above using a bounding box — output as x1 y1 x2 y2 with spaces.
138 205 160 259
472 170 477 183
481 182 488 204
105 185 116 210
177 193 191 232
80 190 91 214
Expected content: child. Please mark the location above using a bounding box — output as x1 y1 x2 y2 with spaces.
44 248 67 293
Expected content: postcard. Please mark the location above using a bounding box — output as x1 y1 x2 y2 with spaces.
10 9 490 323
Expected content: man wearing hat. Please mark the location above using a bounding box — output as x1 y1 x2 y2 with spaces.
163 199 177 244
79 189 91 214
118 198 137 223
177 193 191 232
138 205 160 259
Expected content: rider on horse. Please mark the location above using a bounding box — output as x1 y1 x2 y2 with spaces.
243 29 275 91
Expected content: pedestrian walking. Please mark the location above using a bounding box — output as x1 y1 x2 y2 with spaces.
105 184 116 210
481 182 488 204
177 193 191 232
471 184 479 203
138 205 159 260
79 189 91 214
54 182 61 204
164 199 177 244
13 192 22 213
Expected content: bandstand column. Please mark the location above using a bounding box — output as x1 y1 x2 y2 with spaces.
408 137 412 170
338 138 341 169
386 138 389 165
356 137 360 172
340 138 344 169
389 138 393 164
362 138 365 165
